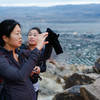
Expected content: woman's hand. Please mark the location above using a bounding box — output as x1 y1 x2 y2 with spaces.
30 66 40 77
33 66 40 74
36 32 48 50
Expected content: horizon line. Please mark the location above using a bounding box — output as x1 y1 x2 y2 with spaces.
0 2 100 7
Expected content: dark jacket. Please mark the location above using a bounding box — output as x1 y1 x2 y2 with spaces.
19 44 52 83
0 46 41 100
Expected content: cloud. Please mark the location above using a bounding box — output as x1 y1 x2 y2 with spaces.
0 0 100 7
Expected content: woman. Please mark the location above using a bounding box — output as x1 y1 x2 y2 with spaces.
20 27 52 100
0 19 48 100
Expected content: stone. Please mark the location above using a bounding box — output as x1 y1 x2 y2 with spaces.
80 78 100 100
63 73 95 89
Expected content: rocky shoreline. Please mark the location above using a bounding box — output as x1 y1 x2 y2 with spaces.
38 59 100 100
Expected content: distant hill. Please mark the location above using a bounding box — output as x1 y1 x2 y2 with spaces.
0 4 100 23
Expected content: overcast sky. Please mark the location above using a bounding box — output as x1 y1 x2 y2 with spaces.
0 0 100 7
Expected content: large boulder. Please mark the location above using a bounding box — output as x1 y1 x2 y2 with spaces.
63 73 95 89
53 85 84 100
80 77 100 100
53 92 84 100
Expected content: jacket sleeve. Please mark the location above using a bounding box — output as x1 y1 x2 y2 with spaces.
43 43 53 60
36 50 47 72
0 48 41 82
37 45 52 72
39 60 47 73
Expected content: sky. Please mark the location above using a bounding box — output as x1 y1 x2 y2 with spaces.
0 0 100 7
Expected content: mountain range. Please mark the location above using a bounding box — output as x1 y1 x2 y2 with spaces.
0 4 100 23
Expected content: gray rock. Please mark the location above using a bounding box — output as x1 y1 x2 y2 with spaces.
53 92 84 100
63 73 95 89
80 77 100 100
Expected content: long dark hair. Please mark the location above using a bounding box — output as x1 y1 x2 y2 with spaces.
0 19 20 47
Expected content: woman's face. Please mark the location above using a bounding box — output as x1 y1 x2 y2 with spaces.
4 24 22 49
28 29 39 46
